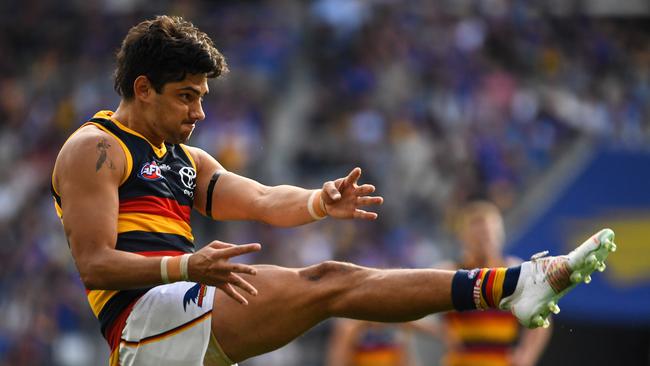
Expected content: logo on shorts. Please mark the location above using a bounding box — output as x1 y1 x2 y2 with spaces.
139 161 164 181
183 283 207 312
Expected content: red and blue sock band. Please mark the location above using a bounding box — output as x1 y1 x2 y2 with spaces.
452 266 521 311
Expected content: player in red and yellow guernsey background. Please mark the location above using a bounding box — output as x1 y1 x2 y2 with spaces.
326 201 551 366
439 201 550 366
327 317 441 366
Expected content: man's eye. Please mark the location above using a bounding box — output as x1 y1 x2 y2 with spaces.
180 94 191 101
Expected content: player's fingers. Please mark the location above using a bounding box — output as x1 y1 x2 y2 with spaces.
322 181 341 201
219 283 249 305
344 167 362 186
208 240 237 250
355 184 376 195
356 196 384 206
216 243 262 259
212 262 257 276
226 263 258 276
330 177 345 192
228 273 258 296
354 209 378 220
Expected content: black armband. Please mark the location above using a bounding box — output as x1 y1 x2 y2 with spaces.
206 172 221 219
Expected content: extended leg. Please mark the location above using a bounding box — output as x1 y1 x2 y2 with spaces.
211 262 454 362
212 228 617 362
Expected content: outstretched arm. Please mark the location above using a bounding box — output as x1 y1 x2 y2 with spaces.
187 146 383 226
54 127 259 303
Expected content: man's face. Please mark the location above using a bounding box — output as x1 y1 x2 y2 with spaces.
149 73 208 144
460 212 505 256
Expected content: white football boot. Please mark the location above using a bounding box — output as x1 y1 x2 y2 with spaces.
500 228 616 328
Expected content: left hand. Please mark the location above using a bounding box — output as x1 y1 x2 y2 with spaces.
320 167 383 220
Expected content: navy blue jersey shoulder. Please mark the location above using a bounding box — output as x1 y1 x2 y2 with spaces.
88 117 196 208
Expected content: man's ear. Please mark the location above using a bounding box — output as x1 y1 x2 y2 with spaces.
133 75 154 102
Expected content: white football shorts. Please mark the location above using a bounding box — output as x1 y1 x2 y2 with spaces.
117 281 236 366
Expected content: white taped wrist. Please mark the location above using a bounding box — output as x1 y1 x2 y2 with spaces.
319 193 327 214
307 190 326 220
180 254 191 281
160 256 171 284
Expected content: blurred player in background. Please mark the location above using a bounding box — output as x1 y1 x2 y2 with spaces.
51 15 615 366
438 201 551 366
326 317 437 366
326 201 549 366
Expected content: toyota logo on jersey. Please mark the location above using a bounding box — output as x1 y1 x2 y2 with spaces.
138 161 163 181
179 166 196 189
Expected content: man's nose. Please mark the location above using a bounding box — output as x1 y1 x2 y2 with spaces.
190 102 205 121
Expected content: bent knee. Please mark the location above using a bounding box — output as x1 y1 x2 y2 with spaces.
299 261 361 282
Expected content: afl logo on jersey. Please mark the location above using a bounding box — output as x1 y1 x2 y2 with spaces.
138 161 164 181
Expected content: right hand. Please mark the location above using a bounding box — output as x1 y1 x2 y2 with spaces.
188 240 262 305
320 167 383 220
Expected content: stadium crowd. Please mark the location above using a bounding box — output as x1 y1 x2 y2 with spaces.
0 0 647 364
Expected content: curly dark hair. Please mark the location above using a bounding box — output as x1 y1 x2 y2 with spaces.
114 15 228 99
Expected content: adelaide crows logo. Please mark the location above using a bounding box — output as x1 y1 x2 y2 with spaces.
183 283 207 311
138 161 163 181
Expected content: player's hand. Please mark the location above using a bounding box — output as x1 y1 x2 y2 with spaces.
188 240 261 305
320 167 383 220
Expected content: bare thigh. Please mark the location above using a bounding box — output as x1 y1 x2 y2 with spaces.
210 263 348 362
210 262 453 363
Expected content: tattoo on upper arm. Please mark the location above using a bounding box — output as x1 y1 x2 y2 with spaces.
96 138 115 172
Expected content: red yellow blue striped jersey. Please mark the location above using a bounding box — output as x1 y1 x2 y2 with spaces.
51 110 198 348
352 325 405 366
443 309 520 366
